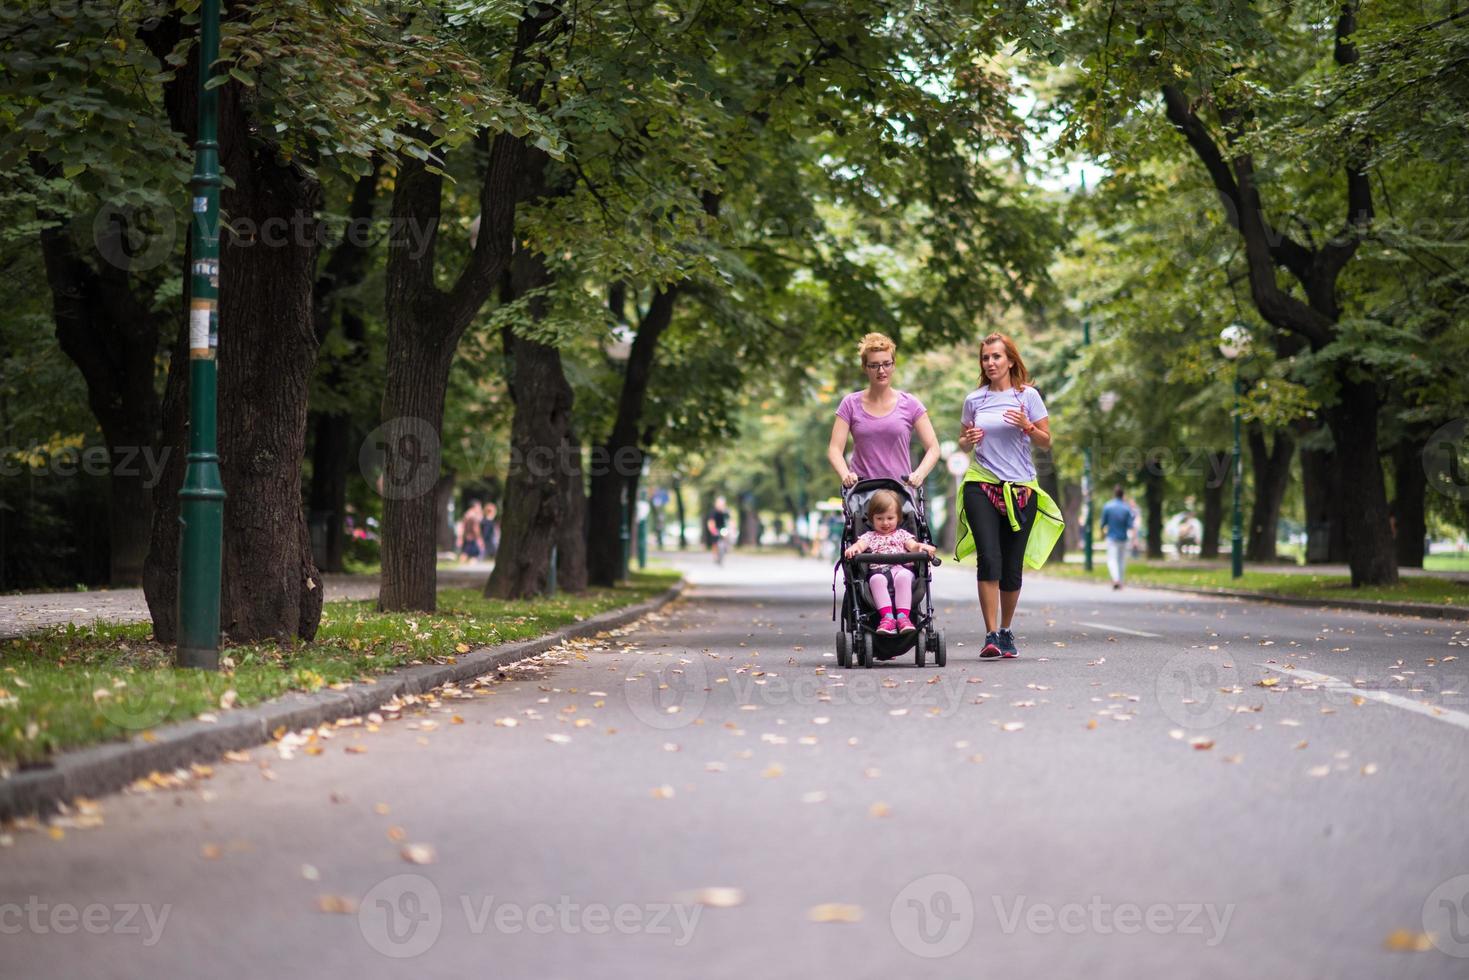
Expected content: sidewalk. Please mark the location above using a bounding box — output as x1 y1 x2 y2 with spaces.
0 566 494 639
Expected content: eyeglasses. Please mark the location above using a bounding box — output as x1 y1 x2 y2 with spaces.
864 361 895 372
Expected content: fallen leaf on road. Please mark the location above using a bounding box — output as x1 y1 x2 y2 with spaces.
762 764 785 778
494 718 518 728
1361 763 1379 776
317 895 358 914
1169 730 1186 740
387 826 407 842
1000 722 1024 733
802 791 827 804
869 802 891 818
1256 678 1280 688
652 785 675 799
691 888 745 908
401 844 436 865
374 803 390 815
200 843 221 860
344 745 367 754
808 904 863 923
1222 754 1243 764
1383 929 1434 952
302 864 319 881
1307 765 1330 777
545 733 571 744
1189 737 1214 751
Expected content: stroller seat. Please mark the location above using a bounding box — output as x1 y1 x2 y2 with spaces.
834 478 947 668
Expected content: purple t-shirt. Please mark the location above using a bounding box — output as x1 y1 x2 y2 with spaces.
836 390 927 481
961 385 1048 482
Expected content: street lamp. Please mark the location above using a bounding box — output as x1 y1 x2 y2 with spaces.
1219 322 1251 579
1081 319 1093 572
177 0 225 669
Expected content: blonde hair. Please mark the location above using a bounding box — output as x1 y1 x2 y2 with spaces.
867 489 901 519
857 332 896 366
980 332 1031 390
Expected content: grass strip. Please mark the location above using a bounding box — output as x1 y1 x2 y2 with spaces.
1040 562 1469 608
0 571 678 771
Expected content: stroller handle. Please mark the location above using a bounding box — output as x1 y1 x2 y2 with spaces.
848 551 942 567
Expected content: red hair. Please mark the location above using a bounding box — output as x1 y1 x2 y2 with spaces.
980 333 1030 390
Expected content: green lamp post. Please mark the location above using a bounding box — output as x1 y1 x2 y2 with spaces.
177 0 226 669
1219 323 1251 580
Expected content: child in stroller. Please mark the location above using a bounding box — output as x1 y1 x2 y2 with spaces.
834 478 947 669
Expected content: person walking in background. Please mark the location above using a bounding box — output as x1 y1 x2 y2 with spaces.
954 333 1065 660
705 495 732 564
1100 484 1134 589
826 332 941 488
457 500 484 562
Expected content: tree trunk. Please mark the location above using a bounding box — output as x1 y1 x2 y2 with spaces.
738 497 760 547
485 251 576 600
378 6 560 610
1158 7 1398 586
1325 382 1398 585
307 166 379 573
140 18 323 642
34 164 163 588
308 411 352 572
1144 458 1164 559
1246 425 1295 562
433 472 457 554
1300 441 1342 563
674 480 686 549
1393 436 1427 569
556 427 589 592
586 287 681 586
1201 450 1227 558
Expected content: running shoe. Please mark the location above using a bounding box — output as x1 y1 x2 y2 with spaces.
876 616 899 635
997 627 1019 659
896 613 916 633
980 631 1003 659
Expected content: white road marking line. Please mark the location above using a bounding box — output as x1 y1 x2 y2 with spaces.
1258 663 1469 732
1077 622 1163 638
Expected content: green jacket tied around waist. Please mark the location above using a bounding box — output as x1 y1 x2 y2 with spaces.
952 462 1065 570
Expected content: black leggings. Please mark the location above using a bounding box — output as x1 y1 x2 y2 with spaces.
963 484 1038 592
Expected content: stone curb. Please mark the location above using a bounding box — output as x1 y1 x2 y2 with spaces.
0 581 685 822
1096 580 1469 622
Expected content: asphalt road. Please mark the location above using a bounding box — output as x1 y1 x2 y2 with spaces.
3 552 1468 979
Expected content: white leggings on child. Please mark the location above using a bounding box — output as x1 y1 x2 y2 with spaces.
868 566 914 613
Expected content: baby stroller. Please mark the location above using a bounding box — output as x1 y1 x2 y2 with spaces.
833 477 947 668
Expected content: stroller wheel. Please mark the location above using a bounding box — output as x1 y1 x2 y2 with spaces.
836 631 849 668
860 632 874 668
934 629 947 668
914 631 926 668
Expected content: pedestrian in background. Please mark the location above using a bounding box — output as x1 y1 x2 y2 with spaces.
457 500 484 562
1100 484 1134 589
